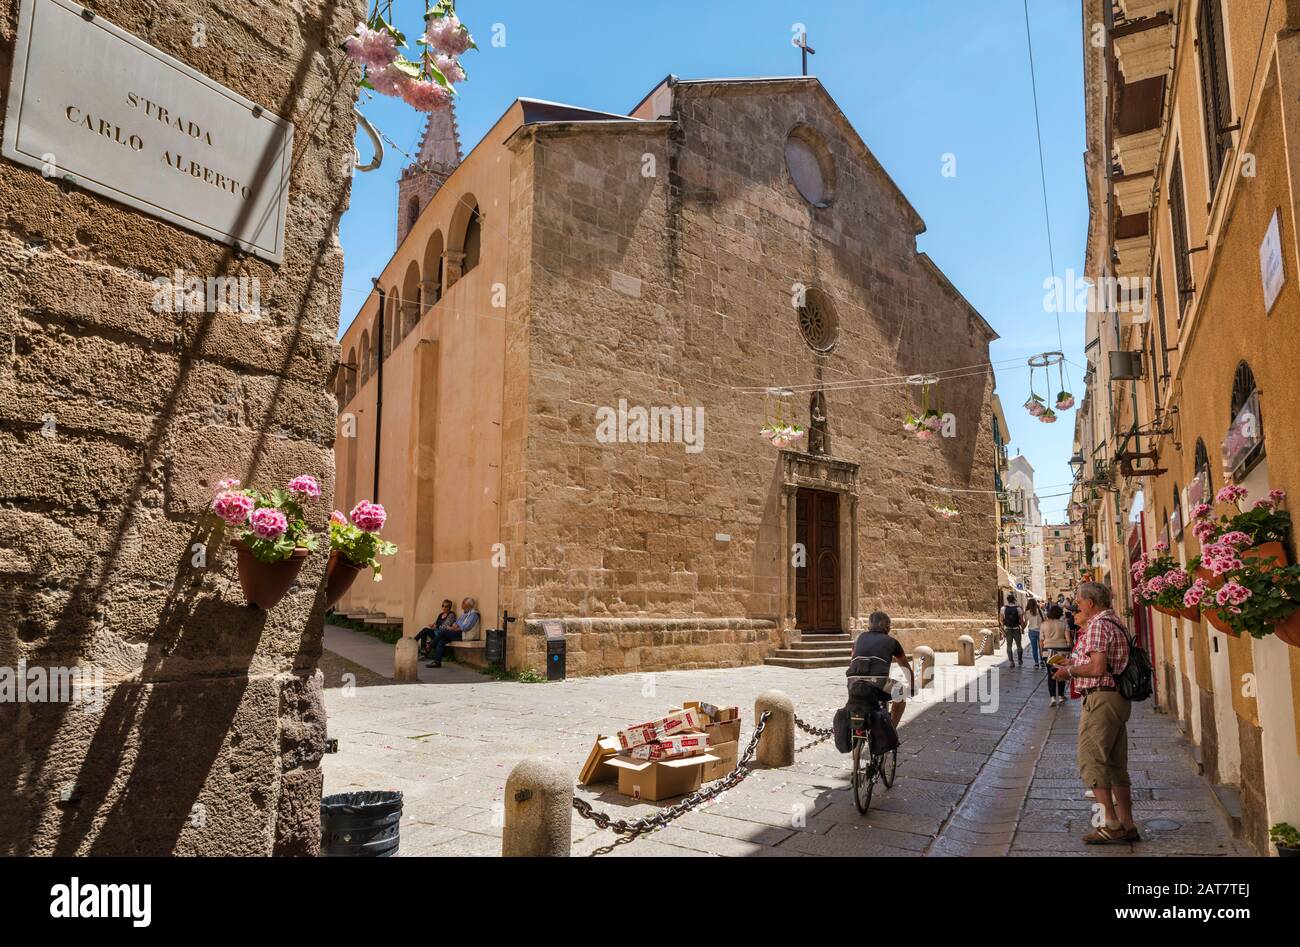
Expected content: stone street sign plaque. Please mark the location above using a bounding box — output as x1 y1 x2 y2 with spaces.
3 0 293 263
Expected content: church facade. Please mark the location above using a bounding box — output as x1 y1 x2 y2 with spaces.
334 75 999 676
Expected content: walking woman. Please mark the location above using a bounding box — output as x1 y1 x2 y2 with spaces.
1025 598 1044 668
1041 603 1072 706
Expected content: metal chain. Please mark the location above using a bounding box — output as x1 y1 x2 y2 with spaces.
572 710 770 855
793 713 834 753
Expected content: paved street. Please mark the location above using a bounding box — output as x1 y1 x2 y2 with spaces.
321 627 1249 857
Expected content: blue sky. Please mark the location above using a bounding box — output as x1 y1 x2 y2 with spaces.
339 0 1087 519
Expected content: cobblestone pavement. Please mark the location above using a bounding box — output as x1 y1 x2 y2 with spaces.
320 628 1249 857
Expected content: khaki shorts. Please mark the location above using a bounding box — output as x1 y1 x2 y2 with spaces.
1077 689 1131 789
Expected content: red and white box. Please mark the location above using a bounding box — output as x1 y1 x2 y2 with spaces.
627 732 710 761
616 708 704 751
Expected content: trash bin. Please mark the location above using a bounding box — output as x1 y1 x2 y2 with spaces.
546 636 566 681
320 790 402 857
485 627 506 668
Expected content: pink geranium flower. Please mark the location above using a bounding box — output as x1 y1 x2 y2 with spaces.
350 500 387 533
330 510 348 526
212 490 255 527
287 474 321 499
249 507 288 541
1215 483 1248 505
368 62 410 97
1215 581 1252 608
1183 578 1209 609
1191 503 1212 520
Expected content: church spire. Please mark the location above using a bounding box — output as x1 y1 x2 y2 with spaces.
396 101 462 245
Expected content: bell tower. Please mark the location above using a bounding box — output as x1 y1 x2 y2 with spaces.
397 102 462 245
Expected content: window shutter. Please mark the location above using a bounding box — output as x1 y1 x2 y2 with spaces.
1197 0 1233 190
1169 149 1193 314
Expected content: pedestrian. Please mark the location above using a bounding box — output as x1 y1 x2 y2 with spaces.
1052 581 1140 844
413 599 457 659
1040 603 1072 706
999 592 1025 667
1025 597 1044 668
425 596 481 668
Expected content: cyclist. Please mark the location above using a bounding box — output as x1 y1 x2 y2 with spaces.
850 611 915 729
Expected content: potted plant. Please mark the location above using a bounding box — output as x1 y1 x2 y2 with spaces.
1271 823 1300 858
1193 486 1300 644
934 505 960 520
903 410 943 441
1055 390 1075 410
326 501 398 607
1024 394 1046 417
1131 544 1194 618
1038 408 1058 424
212 475 321 609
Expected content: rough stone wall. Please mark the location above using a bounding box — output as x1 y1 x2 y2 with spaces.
512 81 996 673
0 0 363 854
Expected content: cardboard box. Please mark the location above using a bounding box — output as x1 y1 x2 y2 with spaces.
706 719 741 746
616 708 703 750
607 753 719 802
700 740 738 782
684 700 740 724
578 735 622 785
627 731 710 761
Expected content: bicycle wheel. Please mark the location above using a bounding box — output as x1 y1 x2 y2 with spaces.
852 740 876 814
878 749 899 790
880 747 898 788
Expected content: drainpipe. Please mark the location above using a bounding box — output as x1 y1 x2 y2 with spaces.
372 279 385 502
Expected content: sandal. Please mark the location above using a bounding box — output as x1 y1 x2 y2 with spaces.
1082 825 1130 845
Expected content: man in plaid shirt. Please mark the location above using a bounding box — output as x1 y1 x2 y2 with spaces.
1052 581 1139 844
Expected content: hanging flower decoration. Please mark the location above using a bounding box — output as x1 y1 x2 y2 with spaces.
1024 394 1046 417
934 505 960 520
344 1 474 112
905 375 945 441
760 421 806 449
904 409 944 441
1026 352 1073 417
1055 391 1075 410
1038 409 1058 424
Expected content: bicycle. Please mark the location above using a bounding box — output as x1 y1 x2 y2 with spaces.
849 701 898 814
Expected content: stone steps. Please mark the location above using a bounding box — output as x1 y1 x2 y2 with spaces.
764 653 853 669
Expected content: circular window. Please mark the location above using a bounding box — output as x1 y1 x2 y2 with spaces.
797 288 838 353
785 125 836 207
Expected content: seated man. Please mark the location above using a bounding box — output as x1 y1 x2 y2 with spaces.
414 600 457 658
426 597 480 668
850 611 915 729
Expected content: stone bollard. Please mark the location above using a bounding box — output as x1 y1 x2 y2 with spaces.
395 637 419 682
502 758 573 857
957 635 975 667
914 645 935 690
979 628 997 656
754 689 795 768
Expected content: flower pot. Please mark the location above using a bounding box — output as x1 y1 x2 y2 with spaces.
234 542 308 609
1180 605 1202 623
1277 844 1300 858
1152 605 1178 618
1272 610 1300 648
1244 541 1289 569
1204 607 1238 636
325 549 365 608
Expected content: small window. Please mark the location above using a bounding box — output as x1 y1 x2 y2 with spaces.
463 208 482 274
1196 0 1233 192
785 125 836 207
1169 149 1193 315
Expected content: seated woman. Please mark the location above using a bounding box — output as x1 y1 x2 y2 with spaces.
426 597 480 668
414 600 456 659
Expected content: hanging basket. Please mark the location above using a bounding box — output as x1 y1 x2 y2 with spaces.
325 549 366 608
1055 391 1075 410
1272 611 1300 648
235 542 309 609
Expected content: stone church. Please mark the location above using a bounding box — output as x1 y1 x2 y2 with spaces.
334 75 999 677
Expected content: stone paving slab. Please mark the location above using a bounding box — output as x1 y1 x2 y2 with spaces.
321 627 1248 857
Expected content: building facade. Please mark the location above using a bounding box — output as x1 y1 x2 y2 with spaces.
1042 523 1077 601
1005 454 1047 601
333 75 1000 677
1078 0 1300 853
